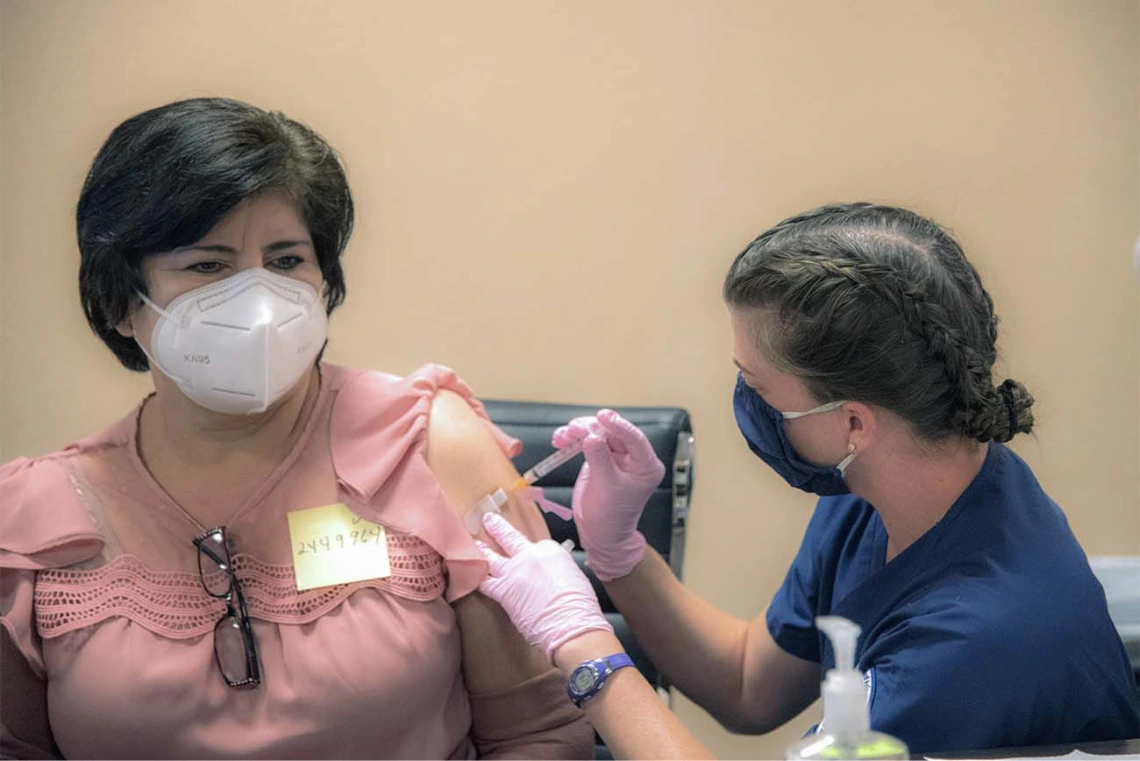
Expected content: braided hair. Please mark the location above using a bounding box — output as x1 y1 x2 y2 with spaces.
723 203 1033 443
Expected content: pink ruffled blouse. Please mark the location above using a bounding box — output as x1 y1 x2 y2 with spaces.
0 364 588 759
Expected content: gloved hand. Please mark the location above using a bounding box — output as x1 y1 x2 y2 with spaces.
552 409 665 581
477 513 613 662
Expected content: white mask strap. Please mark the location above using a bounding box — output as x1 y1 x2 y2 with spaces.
784 402 858 477
132 291 181 380
136 290 178 323
782 399 847 420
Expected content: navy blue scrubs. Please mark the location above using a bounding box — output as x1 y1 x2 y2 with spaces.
767 443 1140 754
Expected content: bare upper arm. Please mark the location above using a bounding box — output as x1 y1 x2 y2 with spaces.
739 610 821 733
424 389 551 547
424 389 557 695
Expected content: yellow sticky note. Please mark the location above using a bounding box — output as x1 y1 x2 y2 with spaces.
286 503 391 591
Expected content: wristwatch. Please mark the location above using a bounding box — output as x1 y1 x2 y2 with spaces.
566 653 635 707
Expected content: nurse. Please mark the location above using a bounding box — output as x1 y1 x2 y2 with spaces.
476 202 1140 759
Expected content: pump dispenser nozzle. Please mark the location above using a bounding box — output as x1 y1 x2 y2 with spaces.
785 615 909 760
816 616 870 737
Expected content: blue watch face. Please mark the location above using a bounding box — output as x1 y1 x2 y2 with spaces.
569 663 599 695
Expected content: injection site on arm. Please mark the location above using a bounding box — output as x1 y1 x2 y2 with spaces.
463 439 585 535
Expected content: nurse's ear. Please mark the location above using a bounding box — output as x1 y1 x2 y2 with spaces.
839 401 878 456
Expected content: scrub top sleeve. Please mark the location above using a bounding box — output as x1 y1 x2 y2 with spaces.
766 501 830 663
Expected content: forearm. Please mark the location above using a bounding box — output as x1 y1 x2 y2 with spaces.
554 631 712 760
602 550 758 731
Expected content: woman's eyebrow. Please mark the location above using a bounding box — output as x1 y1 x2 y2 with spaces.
264 239 312 253
171 240 312 255
173 243 237 254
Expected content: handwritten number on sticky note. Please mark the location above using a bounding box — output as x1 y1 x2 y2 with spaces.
296 527 381 555
287 503 391 591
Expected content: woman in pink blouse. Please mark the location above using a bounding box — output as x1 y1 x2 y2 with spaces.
0 97 592 760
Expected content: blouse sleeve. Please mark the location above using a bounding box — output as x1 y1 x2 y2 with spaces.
0 455 104 759
330 364 521 602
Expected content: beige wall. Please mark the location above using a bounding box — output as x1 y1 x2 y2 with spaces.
2 0 1138 757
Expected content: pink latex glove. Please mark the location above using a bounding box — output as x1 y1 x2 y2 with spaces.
477 512 613 661
552 409 665 581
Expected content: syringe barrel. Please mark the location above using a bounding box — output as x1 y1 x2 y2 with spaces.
528 439 586 481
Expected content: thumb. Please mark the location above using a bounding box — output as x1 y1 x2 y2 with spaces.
482 512 530 556
582 433 620 482
598 410 658 465
475 541 509 577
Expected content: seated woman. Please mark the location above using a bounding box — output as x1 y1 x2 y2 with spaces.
0 97 591 759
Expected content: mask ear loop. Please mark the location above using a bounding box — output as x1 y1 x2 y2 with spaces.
136 290 178 323
781 400 858 475
782 399 846 420
837 442 857 475
132 291 183 381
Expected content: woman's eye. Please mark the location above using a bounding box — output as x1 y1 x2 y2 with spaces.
269 255 303 271
187 261 224 274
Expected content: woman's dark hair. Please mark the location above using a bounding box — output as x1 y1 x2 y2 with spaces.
723 202 1033 444
77 97 355 371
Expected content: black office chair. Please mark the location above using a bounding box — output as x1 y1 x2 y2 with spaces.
482 400 694 760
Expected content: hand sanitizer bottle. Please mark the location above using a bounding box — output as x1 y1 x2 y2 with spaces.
786 616 908 760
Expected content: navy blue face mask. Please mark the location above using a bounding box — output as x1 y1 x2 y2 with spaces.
732 374 856 497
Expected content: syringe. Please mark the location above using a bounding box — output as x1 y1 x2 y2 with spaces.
509 438 585 493
463 439 586 534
